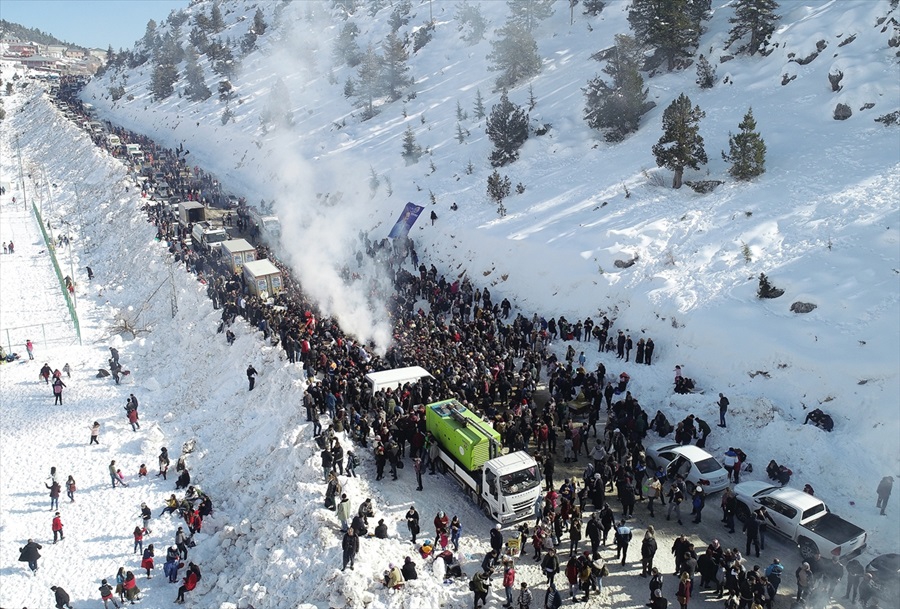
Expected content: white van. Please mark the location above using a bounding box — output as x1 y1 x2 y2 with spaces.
247 207 282 246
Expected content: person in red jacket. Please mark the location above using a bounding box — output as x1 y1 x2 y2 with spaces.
52 512 64 543
141 544 155 578
175 562 201 603
502 558 516 607
434 511 449 539
123 571 140 604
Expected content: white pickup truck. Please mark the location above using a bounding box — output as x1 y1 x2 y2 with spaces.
733 482 867 561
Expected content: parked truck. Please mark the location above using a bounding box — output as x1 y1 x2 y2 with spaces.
733 482 867 560
426 398 541 524
178 201 206 226
246 205 282 247
191 221 229 252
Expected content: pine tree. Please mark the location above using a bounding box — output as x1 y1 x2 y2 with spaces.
193 9 211 33
652 93 707 189
388 0 412 32
695 54 716 89
333 22 362 67
261 77 293 130
583 34 651 142
150 63 178 100
218 79 234 101
367 0 388 17
486 91 529 167
382 31 412 101
184 47 211 102
473 89 486 119
726 0 779 56
189 26 210 55
213 42 237 78
487 170 511 216
456 100 466 121
456 122 469 143
583 0 606 16
356 44 383 120
757 273 783 298
487 20 542 91
723 107 766 180
241 31 258 55
334 0 360 16
507 0 555 34
141 19 160 49
253 8 267 36
455 0 487 44
210 2 225 33
156 31 183 66
401 125 423 164
413 22 434 53
628 0 701 71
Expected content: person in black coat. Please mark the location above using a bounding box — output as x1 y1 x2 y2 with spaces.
51 585 74 609
246 364 258 391
641 530 658 577
175 468 191 490
401 556 418 580
490 523 504 553
374 519 388 539
644 339 655 365
743 515 761 557
341 528 359 571
19 539 42 574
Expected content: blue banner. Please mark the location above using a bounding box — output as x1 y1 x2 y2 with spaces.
388 202 424 238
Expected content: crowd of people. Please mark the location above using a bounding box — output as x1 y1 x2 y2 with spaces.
41 79 891 609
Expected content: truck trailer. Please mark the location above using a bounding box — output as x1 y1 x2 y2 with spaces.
425 399 541 524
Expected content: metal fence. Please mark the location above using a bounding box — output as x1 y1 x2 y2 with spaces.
31 202 82 346
1 321 78 355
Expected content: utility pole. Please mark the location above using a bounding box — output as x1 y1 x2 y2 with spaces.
15 135 27 212
40 164 54 243
168 257 178 319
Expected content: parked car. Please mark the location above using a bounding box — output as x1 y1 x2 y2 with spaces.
866 553 900 606
733 482 867 561
645 443 730 493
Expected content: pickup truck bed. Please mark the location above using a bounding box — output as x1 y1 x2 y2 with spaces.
801 512 867 549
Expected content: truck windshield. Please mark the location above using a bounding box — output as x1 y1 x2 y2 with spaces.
207 232 229 244
500 466 540 496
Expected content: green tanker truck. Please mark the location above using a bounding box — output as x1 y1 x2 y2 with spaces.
425 399 541 524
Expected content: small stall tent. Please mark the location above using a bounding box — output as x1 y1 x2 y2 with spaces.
243 259 283 297
220 239 256 273
364 366 433 394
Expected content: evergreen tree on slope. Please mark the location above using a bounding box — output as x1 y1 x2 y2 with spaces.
486 91 529 167
726 0 779 56
652 93 707 188
487 20 542 91
583 34 651 142
723 108 766 180
628 0 702 71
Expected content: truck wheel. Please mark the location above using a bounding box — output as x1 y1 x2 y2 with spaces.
799 538 819 560
438 460 447 475
478 496 490 516
735 502 751 523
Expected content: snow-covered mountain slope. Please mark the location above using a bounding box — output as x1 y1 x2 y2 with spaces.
0 0 897 607
82 0 900 489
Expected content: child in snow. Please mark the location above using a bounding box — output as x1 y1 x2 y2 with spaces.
141 544 155 578
66 476 76 502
